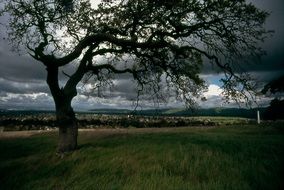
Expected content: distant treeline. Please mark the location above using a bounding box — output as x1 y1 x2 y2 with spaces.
0 107 267 119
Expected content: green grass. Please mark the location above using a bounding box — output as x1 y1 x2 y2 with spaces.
0 125 284 190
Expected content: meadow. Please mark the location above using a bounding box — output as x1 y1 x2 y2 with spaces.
0 124 283 190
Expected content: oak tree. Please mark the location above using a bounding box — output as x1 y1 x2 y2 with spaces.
1 0 270 153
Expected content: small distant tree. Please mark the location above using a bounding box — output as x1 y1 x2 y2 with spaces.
1 0 270 153
262 76 284 95
262 76 284 120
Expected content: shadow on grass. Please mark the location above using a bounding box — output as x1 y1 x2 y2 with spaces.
0 135 56 161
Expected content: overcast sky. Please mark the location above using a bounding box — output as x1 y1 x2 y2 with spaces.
0 0 283 111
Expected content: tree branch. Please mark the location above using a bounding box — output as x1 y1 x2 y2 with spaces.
87 64 135 75
53 33 168 67
63 46 94 98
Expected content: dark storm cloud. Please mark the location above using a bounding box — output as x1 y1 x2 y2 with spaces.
0 52 47 82
111 79 138 100
0 77 49 94
202 0 284 81
0 40 52 97
244 0 284 77
0 36 80 95
0 32 47 82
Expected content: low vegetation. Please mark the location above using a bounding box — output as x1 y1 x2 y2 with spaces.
0 125 283 190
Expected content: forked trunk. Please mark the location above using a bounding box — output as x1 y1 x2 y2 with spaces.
46 65 81 154
56 101 78 153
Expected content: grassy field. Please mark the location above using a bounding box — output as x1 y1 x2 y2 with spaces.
0 125 284 190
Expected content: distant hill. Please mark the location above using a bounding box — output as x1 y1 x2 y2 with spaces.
0 109 55 116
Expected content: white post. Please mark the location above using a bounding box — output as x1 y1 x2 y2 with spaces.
257 110 260 124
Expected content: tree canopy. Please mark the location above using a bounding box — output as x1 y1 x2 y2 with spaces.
1 0 270 107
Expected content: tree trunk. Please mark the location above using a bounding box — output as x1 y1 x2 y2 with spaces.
56 101 78 153
46 64 82 154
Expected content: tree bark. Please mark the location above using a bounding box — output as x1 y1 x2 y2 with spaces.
56 101 78 153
